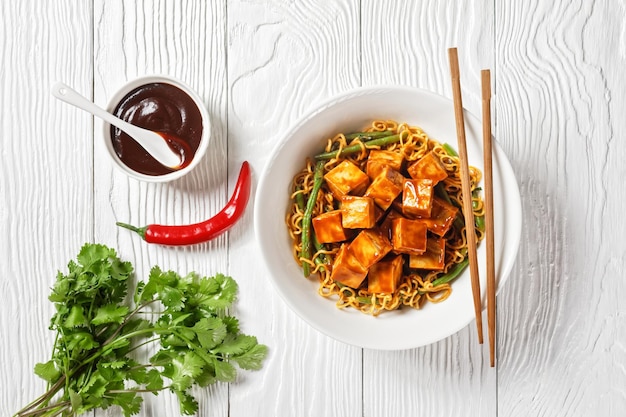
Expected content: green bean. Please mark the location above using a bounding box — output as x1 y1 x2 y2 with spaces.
356 297 373 305
344 130 394 140
434 183 453 205
301 161 325 277
430 258 469 287
475 215 485 232
295 186 306 212
294 185 307 273
314 134 401 160
442 143 458 157
472 188 484 231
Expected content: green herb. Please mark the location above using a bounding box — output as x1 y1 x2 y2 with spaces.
16 244 268 417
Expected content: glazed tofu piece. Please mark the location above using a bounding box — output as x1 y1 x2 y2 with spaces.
366 150 404 179
418 197 459 236
409 236 446 270
391 217 427 255
341 196 376 229
324 160 370 199
330 244 368 288
402 178 435 218
368 255 404 293
348 229 393 269
407 151 448 184
364 166 405 210
312 210 349 243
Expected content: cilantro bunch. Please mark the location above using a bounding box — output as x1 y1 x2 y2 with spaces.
16 244 268 417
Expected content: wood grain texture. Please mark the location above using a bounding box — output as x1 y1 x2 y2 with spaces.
3 0 626 416
361 1 496 416
0 1 94 415
226 1 363 416
496 0 626 416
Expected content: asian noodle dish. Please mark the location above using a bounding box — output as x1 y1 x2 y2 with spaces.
286 120 484 316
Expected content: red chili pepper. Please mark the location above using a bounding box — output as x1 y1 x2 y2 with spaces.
117 161 252 245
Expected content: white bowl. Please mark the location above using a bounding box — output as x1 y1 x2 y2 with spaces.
103 75 211 182
255 86 522 350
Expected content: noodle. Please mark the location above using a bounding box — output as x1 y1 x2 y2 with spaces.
286 120 484 316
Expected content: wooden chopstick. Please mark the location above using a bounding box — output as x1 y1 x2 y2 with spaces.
481 69 496 367
447 48 483 344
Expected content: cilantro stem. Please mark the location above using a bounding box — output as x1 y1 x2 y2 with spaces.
100 301 156 347
172 329 219 365
16 400 69 417
127 337 161 353
15 374 67 416
105 387 170 395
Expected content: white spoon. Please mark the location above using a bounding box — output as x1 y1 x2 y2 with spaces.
51 82 182 169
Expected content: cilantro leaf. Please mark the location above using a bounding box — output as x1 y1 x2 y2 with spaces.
193 317 227 349
145 369 164 391
230 344 269 371
34 360 61 383
64 305 88 327
214 359 237 382
77 243 115 268
196 274 238 311
174 389 199 415
211 334 258 356
91 304 129 325
162 352 205 391
111 392 143 417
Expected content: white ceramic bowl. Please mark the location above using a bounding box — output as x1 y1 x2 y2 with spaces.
255 86 522 350
103 75 210 182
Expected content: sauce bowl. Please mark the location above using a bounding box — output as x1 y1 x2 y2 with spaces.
103 75 211 182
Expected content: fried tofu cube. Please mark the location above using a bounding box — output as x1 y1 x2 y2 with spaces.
391 218 427 255
348 229 393 269
366 150 404 179
409 237 446 270
364 166 405 210
419 197 459 236
407 151 448 184
403 179 435 217
330 244 368 288
312 210 349 243
368 255 404 293
341 196 376 229
324 160 370 199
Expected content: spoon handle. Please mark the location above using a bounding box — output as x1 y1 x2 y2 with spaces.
51 83 149 139
51 82 181 168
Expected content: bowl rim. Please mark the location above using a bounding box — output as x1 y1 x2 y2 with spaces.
254 84 522 350
102 74 211 183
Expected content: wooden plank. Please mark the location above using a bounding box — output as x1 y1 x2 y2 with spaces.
0 1 94 415
226 1 363 416
93 0 229 415
361 1 497 416
495 1 626 415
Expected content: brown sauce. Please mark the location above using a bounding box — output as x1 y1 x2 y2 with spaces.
111 82 203 176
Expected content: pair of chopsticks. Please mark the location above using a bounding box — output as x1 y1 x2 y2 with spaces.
448 48 497 367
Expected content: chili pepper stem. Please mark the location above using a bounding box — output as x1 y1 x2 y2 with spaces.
116 222 148 239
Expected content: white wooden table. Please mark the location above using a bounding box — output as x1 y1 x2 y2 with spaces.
2 1 624 416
